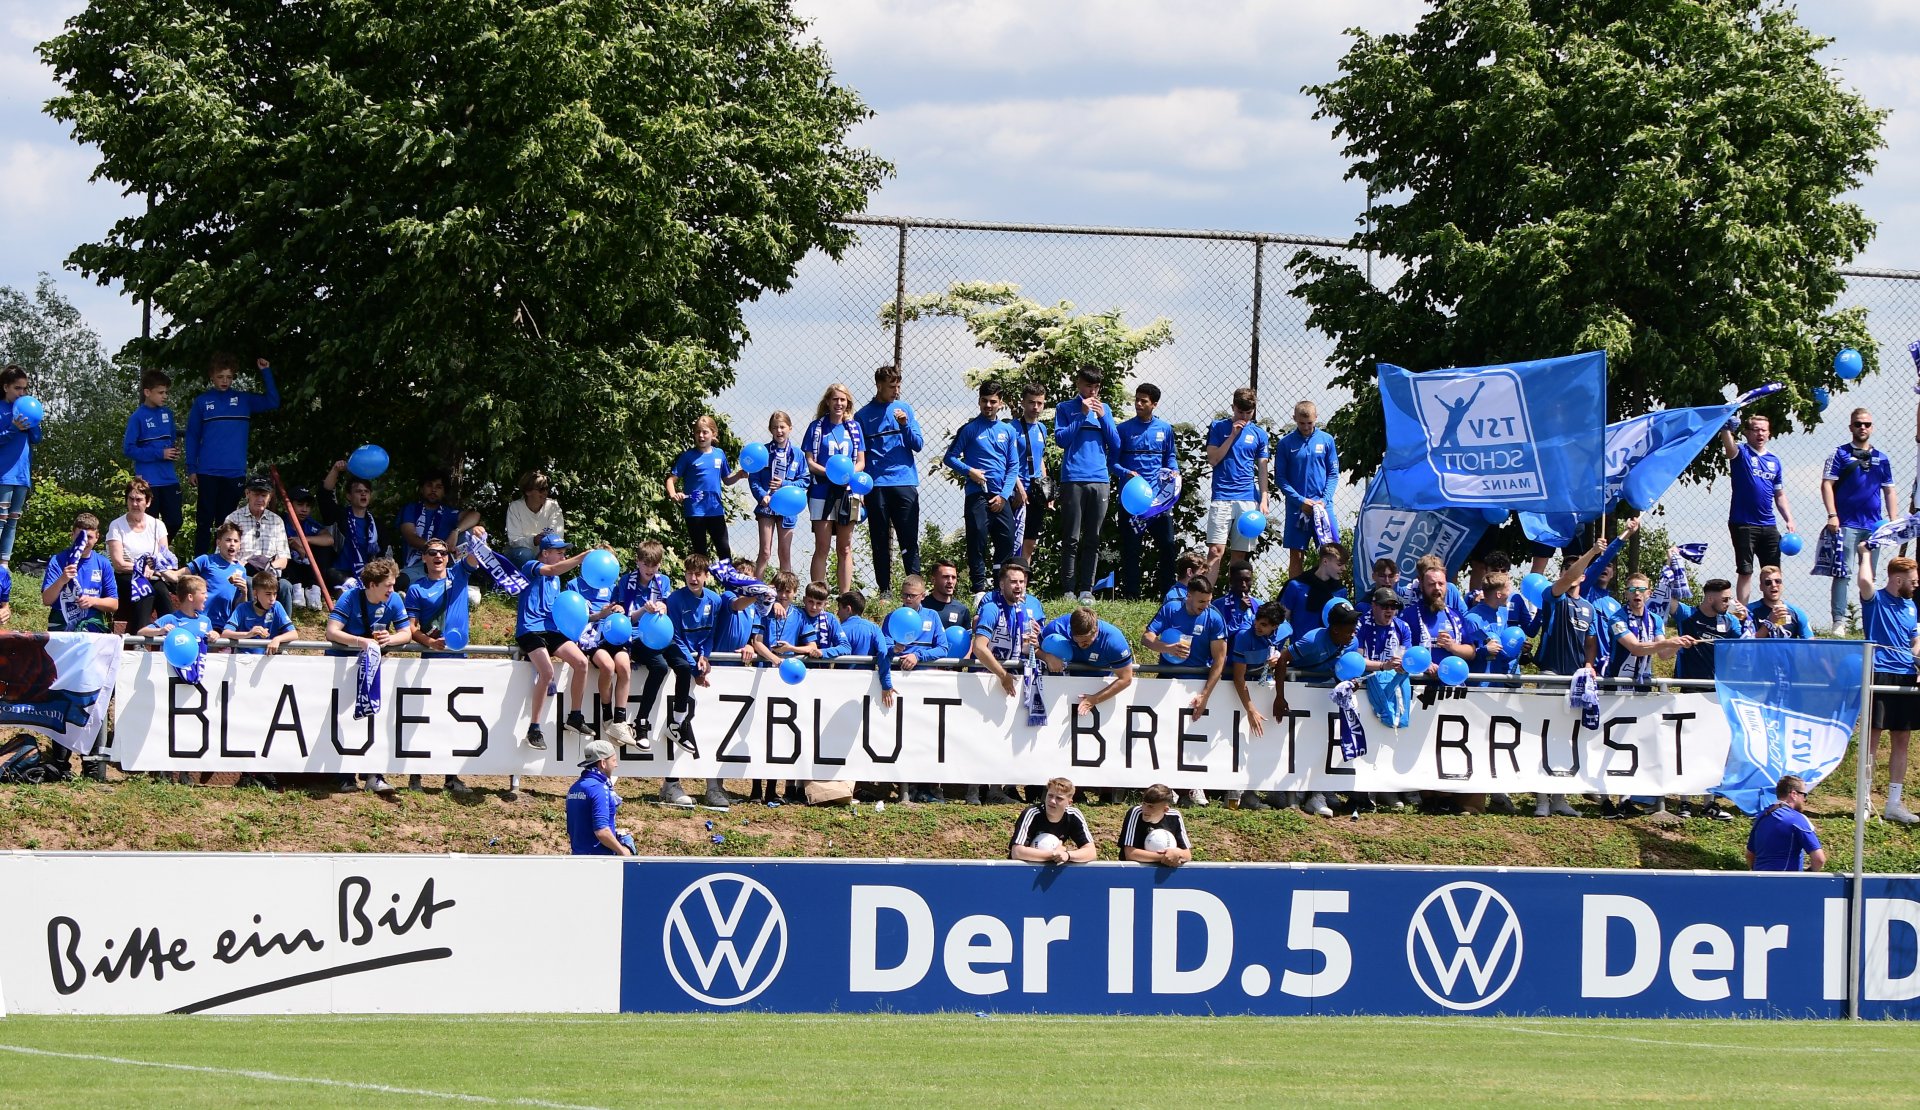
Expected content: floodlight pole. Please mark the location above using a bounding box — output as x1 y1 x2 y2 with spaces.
1848 640 1873 1020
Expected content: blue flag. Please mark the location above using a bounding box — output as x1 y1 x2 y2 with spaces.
1714 638 1865 815
1353 473 1489 593
1377 351 1606 514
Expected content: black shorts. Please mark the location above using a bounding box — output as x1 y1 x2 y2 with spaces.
1730 523 1781 575
1022 479 1052 541
517 631 570 656
1875 672 1920 732
593 642 630 660
810 486 859 526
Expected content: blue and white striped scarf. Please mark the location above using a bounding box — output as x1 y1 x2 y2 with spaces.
1568 666 1600 731
354 644 382 720
1126 468 1182 534
56 531 93 631
1869 514 1920 550
1811 526 1851 581
1330 679 1367 762
130 549 179 602
464 532 528 596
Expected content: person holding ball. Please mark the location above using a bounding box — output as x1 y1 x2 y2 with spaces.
1119 784 1191 866
1009 777 1096 863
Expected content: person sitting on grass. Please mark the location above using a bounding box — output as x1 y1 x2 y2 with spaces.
1118 783 1192 867
516 533 592 752
1009 776 1097 863
222 571 296 655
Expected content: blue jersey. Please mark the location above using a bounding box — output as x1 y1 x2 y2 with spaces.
1729 444 1783 528
327 586 411 655
1279 574 1346 639
283 511 325 566
1673 602 1747 680
122 403 180 487
973 594 1047 662
329 507 381 576
776 608 849 658
44 550 116 633
617 569 674 612
1465 602 1522 676
854 399 924 487
1752 601 1813 640
565 767 622 855
153 609 215 639
1747 804 1822 872
1052 397 1121 483
840 615 895 691
1011 418 1049 483
889 605 947 662
225 599 295 653
0 399 43 486
184 368 280 478
802 418 866 485
1206 418 1270 501
666 586 722 659
516 560 564 637
1211 592 1261 637
746 441 807 510
1535 592 1597 675
1589 594 1624 675
1112 416 1177 484
1354 613 1411 663
670 446 729 518
187 553 247 630
406 565 474 652
1407 602 1469 650
1602 604 1665 684
1274 428 1337 506
1824 443 1894 531
398 501 464 566
0 564 12 604
1290 628 1357 672
1148 600 1228 672
712 591 757 654
945 415 1019 498
1067 620 1133 673
1863 588 1917 674
1228 625 1288 668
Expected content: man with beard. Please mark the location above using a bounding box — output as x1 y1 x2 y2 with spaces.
1822 407 1896 625
1407 563 1473 677
1860 542 1920 825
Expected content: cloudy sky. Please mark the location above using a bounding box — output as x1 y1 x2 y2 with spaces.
3 0 1916 353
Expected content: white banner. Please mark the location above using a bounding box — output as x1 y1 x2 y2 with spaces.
110 652 1731 794
0 854 621 1014
2 631 119 755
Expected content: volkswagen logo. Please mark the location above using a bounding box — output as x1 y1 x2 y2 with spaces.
1405 881 1523 1011
663 873 788 1006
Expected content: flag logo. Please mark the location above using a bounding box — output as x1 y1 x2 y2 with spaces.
1408 369 1544 502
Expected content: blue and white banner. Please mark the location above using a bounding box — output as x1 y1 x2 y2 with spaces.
620 859 1862 1018
1377 351 1606 513
1713 638 1865 815
0 632 120 756
1354 473 1489 590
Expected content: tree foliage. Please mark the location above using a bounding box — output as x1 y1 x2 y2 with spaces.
40 0 888 541
1291 0 1885 485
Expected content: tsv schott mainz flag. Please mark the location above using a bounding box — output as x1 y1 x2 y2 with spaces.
1377 351 1607 515
1713 638 1863 815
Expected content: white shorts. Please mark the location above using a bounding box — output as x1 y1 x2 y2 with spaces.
1207 498 1262 550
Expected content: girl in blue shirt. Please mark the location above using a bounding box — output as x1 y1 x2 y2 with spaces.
728 410 806 577
803 383 866 594
668 414 732 560
0 366 44 568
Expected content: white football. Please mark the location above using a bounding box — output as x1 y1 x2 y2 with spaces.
1143 828 1176 852
1031 832 1062 852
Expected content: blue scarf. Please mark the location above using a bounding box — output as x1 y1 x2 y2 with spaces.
1330 679 1367 762
1677 543 1708 564
1568 667 1600 731
465 532 528 596
355 644 382 720
1811 526 1851 581
57 531 94 631
1312 502 1339 546
130 548 178 603
1869 514 1920 550
1127 468 1182 534
171 616 209 685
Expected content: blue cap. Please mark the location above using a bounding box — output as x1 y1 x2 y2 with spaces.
539 532 570 550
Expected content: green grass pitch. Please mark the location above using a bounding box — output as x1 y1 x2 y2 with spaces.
0 1013 1914 1107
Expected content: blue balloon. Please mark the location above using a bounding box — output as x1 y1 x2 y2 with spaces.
553 591 591 640
163 626 200 669
779 657 808 685
825 455 855 485
769 484 807 518
601 613 633 646
1041 633 1073 659
1120 476 1154 515
1520 572 1551 608
348 444 389 480
1402 645 1432 674
637 612 673 650
850 471 875 496
737 442 770 475
1158 625 1183 645
944 624 970 656
1835 347 1864 380
1235 510 1268 540
580 549 620 591
444 626 469 651
1437 655 1471 686
1481 507 1507 525
1780 531 1804 557
1500 625 1526 656
1813 387 1831 412
886 606 924 644
1321 597 1350 626
1334 651 1367 682
12 395 45 427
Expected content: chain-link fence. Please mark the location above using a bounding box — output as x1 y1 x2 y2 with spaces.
721 215 1920 622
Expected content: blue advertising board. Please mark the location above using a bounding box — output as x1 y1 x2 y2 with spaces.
619 860 1875 1019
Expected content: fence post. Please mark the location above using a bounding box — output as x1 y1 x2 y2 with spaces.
892 222 908 373
1248 238 1265 391
1849 640 1874 1020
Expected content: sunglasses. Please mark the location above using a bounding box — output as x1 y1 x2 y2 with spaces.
1853 421 1873 428
1624 586 1649 593
425 549 450 558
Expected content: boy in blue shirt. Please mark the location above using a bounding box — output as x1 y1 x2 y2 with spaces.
650 553 727 809
516 533 592 752
1228 600 1292 738
1274 399 1339 578
42 513 118 633
888 575 948 671
319 459 382 587
122 368 184 540
397 470 481 578
1052 366 1121 604
188 521 250 631
945 380 1019 595
0 366 44 570
773 581 850 661
1112 383 1179 601
140 574 213 643
1278 541 1348 641
855 365 924 596
570 554 634 749
223 572 296 655
1204 386 1271 582
837 590 896 710
280 486 332 609
325 557 413 795
668 415 731 559
1039 607 1135 718
185 353 279 555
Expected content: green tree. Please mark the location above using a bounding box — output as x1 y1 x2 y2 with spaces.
40 0 887 543
0 276 135 496
1291 0 1885 485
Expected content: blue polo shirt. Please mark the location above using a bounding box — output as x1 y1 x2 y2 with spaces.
1065 619 1133 673
1206 418 1270 500
516 561 564 637
1747 804 1821 872
854 399 924 487
1274 428 1337 506
670 446 729 518
1466 602 1523 676
1228 624 1289 668
1864 588 1918 673
407 565 474 652
1147 600 1228 672
1729 444 1783 528
225 599 295 653
327 586 412 656
44 550 117 632
1824 444 1893 531
566 766 623 855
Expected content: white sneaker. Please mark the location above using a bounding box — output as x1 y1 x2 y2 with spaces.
1886 800 1920 826
659 781 694 808
1549 794 1580 818
367 775 395 796
1185 788 1209 807
1301 792 1333 818
1077 591 1095 605
605 721 633 746
307 585 324 610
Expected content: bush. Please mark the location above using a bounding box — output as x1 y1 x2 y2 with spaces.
17 480 116 565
